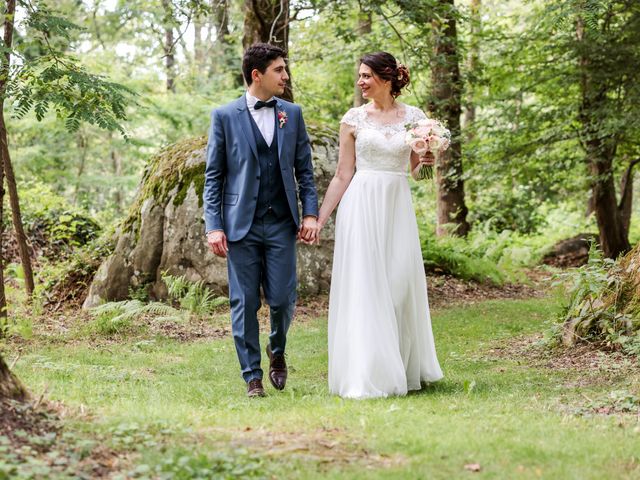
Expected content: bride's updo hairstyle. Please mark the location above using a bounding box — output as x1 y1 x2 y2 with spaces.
360 52 410 98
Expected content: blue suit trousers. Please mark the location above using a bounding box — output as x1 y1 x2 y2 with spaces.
226 213 297 383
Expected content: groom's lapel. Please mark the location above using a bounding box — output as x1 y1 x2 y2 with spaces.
276 99 285 160
235 96 258 161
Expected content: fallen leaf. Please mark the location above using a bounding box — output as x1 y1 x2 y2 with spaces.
464 463 481 472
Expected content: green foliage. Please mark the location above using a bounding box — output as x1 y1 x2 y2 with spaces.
5 1 135 136
469 184 545 234
551 244 640 351
130 450 266 480
420 223 506 285
465 0 640 240
12 58 133 134
14 181 101 257
574 390 640 416
87 274 228 336
162 272 229 315
89 300 183 334
34 231 116 310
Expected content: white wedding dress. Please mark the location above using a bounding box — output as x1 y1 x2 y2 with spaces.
328 104 444 399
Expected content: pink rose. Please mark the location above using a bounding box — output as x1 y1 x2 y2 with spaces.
418 119 437 129
409 138 429 155
413 126 432 137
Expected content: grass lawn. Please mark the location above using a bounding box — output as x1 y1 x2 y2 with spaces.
5 297 640 479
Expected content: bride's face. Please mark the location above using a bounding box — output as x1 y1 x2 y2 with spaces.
357 64 389 100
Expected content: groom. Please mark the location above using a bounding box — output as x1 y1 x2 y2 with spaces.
203 43 319 397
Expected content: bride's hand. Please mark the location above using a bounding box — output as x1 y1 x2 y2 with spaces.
313 221 325 246
419 152 436 166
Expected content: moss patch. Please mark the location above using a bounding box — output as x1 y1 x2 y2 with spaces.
122 136 207 236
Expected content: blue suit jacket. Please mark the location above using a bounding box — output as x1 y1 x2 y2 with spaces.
203 96 319 242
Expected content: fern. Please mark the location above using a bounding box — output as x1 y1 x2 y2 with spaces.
90 275 229 331
162 272 229 314
163 273 190 300
91 300 183 324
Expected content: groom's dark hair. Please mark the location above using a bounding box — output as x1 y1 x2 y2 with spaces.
242 43 287 86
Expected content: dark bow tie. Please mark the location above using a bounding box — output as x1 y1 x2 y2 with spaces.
254 99 277 110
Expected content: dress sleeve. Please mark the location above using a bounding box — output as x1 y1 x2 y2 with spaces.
340 108 359 128
410 106 428 122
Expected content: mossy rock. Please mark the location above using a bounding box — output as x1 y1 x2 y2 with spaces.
84 124 338 308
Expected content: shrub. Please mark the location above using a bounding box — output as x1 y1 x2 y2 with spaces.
9 182 101 260
549 243 640 353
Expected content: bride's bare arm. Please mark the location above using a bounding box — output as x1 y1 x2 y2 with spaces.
317 123 357 229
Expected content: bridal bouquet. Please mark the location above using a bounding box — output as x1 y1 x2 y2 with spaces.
404 118 451 180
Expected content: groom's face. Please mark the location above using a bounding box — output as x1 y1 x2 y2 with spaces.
254 57 289 97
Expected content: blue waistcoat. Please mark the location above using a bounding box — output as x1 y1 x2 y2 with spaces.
247 110 290 220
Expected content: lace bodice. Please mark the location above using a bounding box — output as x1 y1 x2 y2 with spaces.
341 104 427 174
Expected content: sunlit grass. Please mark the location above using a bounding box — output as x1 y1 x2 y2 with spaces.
6 297 640 479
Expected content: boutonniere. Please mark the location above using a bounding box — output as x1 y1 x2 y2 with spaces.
277 110 288 129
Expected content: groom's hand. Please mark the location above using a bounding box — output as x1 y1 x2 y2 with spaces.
298 216 319 245
207 230 228 258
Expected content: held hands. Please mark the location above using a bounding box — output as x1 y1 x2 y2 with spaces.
207 230 228 258
298 216 320 245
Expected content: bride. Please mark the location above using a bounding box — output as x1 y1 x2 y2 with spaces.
317 52 443 399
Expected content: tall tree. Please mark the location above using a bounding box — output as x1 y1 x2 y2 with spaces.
243 0 293 101
208 0 242 86
462 0 480 137
1 0 132 307
430 0 470 236
1 0 34 297
162 0 177 92
353 8 372 107
388 0 470 236
575 3 637 258
194 7 205 68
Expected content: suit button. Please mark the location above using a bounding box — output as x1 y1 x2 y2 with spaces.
253 196 257 200
256 176 260 180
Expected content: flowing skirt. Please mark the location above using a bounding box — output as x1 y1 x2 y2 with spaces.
328 170 443 399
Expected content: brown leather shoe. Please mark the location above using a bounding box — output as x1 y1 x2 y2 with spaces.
266 345 287 390
246 379 265 397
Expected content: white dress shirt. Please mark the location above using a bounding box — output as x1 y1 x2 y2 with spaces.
245 92 275 147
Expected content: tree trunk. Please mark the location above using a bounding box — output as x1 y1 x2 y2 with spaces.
586 142 629 257
211 0 242 86
0 122 34 298
462 0 480 138
617 158 639 240
430 0 470 237
577 16 630 258
243 0 293 101
162 0 176 93
0 353 27 401
586 192 595 217
353 10 371 107
0 0 13 323
0 0 34 297
0 140 5 324
194 15 204 68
